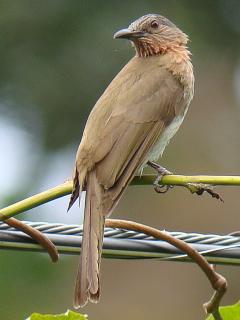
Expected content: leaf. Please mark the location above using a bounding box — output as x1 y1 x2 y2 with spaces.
26 310 87 320
206 301 240 320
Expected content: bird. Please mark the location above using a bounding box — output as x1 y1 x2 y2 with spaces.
68 13 194 308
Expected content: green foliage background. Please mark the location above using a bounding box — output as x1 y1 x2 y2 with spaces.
1 1 240 319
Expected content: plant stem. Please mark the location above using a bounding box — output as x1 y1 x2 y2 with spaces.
105 219 227 317
133 174 240 186
0 182 72 220
4 218 58 262
1 174 240 220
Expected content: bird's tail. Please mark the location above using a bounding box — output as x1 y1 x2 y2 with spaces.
73 170 105 308
68 167 80 211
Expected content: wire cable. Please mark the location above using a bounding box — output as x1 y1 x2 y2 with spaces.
0 220 240 265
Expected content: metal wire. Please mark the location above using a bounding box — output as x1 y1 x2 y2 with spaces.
0 220 240 265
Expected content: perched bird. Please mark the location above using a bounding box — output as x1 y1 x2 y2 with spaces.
68 14 194 308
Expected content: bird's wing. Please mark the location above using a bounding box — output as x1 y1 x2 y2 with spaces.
71 57 187 210
78 57 185 177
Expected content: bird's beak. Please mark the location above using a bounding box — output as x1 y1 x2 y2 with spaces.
114 28 146 40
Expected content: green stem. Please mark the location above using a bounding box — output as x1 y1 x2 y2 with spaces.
1 174 240 220
133 174 240 186
0 182 72 220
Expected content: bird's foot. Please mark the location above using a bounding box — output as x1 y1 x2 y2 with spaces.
147 161 173 194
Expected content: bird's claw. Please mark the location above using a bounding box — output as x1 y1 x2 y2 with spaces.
147 161 173 194
154 184 173 194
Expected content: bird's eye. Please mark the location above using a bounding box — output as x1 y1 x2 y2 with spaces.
151 20 159 29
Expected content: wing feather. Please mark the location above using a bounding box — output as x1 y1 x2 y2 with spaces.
76 57 185 188
71 56 186 209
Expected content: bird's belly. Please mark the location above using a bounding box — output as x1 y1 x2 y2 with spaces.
140 113 186 170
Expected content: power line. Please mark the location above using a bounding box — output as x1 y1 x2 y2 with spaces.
0 220 240 265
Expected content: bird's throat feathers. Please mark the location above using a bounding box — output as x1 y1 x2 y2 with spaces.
133 31 190 60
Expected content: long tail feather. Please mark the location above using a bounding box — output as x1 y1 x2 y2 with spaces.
74 170 105 308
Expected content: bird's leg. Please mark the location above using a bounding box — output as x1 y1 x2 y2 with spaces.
147 161 223 201
147 161 173 194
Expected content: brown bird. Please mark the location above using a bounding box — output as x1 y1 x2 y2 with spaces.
68 14 194 308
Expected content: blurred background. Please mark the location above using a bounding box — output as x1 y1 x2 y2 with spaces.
1 0 240 319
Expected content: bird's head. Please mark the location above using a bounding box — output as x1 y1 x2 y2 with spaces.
114 14 189 58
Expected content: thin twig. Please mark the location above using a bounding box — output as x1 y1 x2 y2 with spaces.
184 183 224 202
5 218 58 262
105 219 227 316
1 174 240 220
0 182 72 220
133 174 240 186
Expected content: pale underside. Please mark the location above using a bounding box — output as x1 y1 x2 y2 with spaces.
140 108 188 171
